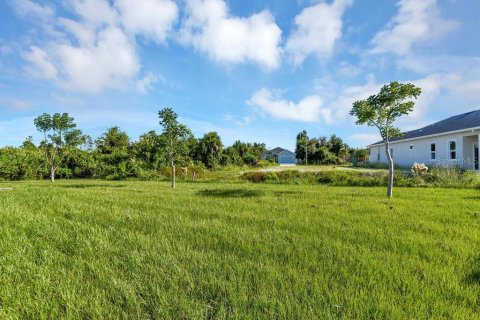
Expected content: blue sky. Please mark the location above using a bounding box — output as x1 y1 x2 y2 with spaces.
0 0 479 150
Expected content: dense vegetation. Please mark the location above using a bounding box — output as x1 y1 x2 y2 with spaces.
294 131 368 165
0 111 371 182
0 180 479 318
0 117 270 181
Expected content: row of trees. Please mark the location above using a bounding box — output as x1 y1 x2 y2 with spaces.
3 77 421 197
295 132 367 165
0 108 268 186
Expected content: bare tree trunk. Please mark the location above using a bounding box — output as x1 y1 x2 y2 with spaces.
192 171 196 182
385 141 394 198
305 141 308 165
171 162 176 189
50 166 55 183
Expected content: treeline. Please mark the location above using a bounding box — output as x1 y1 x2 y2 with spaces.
0 110 268 181
295 130 368 165
0 109 368 182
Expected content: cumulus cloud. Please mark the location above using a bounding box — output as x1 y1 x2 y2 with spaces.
179 0 282 70
286 0 353 64
56 27 140 93
322 75 381 124
247 88 323 122
23 46 58 79
13 0 178 93
11 0 54 21
115 0 178 43
370 0 457 55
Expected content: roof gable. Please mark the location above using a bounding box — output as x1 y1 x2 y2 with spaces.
265 147 295 155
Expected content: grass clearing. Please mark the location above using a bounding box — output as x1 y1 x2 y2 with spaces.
0 180 480 318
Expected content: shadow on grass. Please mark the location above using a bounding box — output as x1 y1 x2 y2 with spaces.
198 188 265 198
465 256 480 286
56 184 126 189
463 196 480 200
272 190 301 196
466 271 480 286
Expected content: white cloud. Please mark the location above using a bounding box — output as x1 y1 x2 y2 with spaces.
337 61 361 77
408 74 444 119
115 0 178 43
69 0 118 26
56 27 140 93
23 46 58 79
247 88 323 122
349 133 381 147
370 0 457 55
136 72 161 94
322 75 381 124
14 0 178 93
11 0 54 21
179 0 282 70
286 0 353 64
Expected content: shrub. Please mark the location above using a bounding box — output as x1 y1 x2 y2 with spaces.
411 162 428 177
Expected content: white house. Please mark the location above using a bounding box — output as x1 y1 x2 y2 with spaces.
261 147 296 164
368 110 480 171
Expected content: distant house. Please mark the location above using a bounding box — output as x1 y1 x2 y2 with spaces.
261 147 296 164
368 110 480 171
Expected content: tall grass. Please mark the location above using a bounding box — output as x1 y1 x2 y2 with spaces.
242 168 480 189
0 180 479 318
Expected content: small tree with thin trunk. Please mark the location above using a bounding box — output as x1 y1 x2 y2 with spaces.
350 81 421 198
158 108 192 189
34 113 85 182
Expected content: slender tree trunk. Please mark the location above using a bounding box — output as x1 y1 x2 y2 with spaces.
192 171 196 182
171 162 176 189
50 166 55 183
385 141 394 198
305 141 308 165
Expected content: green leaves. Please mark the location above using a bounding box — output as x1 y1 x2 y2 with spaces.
158 108 193 166
350 81 422 141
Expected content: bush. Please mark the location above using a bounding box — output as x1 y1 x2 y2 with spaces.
241 167 480 189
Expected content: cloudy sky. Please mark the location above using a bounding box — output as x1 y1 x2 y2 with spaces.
0 0 479 150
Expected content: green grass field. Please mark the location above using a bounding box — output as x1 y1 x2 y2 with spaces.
0 180 479 319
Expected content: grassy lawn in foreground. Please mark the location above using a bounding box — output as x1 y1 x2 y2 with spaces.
0 180 479 319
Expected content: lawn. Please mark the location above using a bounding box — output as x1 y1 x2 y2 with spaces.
0 180 479 319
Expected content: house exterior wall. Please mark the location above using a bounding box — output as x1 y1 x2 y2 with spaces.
368 131 478 169
277 150 296 164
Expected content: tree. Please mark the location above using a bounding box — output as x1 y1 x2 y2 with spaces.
34 113 85 182
95 127 132 179
350 81 421 198
295 130 309 165
197 132 223 169
133 131 163 170
158 108 192 188
328 134 344 156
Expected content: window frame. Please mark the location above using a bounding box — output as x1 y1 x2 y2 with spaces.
430 142 436 161
448 139 457 161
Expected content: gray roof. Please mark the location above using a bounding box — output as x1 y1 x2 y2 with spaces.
265 147 294 155
370 109 480 146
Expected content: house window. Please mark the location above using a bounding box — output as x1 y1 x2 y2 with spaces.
377 152 380 161
449 140 456 160
409 145 414 150
430 143 436 160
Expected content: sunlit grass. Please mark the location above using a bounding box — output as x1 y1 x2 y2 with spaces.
0 180 479 318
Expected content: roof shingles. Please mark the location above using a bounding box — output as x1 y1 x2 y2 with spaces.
370 109 480 146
